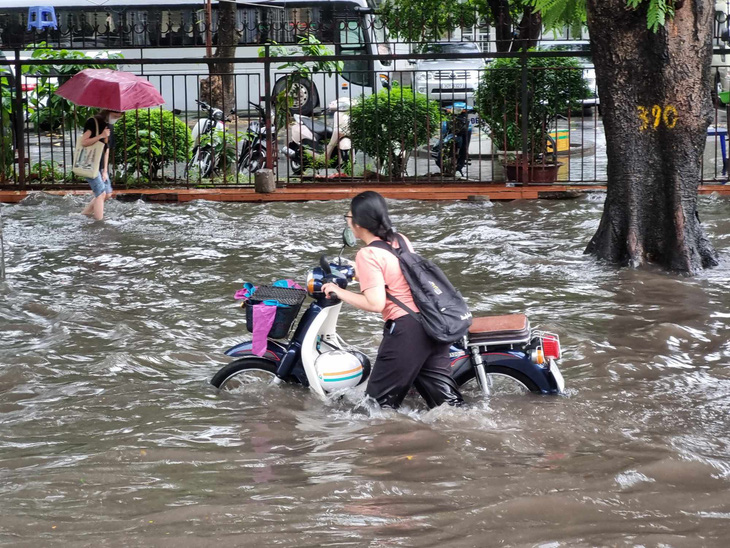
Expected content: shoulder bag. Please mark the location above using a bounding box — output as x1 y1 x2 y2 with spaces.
72 117 106 179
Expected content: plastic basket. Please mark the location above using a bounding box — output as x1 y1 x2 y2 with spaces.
720 91 730 105
245 285 307 339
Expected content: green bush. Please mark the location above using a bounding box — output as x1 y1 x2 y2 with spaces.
476 55 589 161
113 109 192 182
350 86 440 177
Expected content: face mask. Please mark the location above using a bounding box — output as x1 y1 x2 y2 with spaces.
108 116 121 125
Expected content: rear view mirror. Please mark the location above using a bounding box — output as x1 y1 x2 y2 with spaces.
342 228 356 247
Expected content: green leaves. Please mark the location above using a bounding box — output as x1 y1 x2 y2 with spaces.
531 0 587 35
113 109 192 182
349 87 440 177
476 55 589 159
261 35 341 78
533 0 675 33
379 0 477 43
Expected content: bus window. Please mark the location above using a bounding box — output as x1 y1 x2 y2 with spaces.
339 20 371 87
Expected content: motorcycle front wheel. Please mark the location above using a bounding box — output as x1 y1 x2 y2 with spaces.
453 365 540 395
211 358 278 390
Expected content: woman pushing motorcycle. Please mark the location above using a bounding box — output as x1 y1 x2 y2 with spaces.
321 191 464 409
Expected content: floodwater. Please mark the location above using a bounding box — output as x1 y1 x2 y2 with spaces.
1 193 729 547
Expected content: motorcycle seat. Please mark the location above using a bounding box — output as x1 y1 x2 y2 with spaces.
298 117 333 139
468 314 531 345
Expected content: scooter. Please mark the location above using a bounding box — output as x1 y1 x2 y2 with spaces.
237 102 269 174
280 97 352 176
432 101 473 177
187 99 236 177
211 230 565 400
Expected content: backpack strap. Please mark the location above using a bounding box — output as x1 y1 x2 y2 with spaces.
367 236 421 323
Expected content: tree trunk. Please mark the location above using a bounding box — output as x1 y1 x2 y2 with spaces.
487 0 513 53
585 0 718 273
200 2 239 112
511 7 542 52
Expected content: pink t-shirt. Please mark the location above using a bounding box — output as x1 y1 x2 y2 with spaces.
355 235 419 322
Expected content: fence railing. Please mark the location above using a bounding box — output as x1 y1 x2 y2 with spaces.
1 49 729 189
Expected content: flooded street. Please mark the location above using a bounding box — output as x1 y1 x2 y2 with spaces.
1 193 729 546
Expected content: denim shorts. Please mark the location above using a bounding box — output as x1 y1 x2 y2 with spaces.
86 173 112 197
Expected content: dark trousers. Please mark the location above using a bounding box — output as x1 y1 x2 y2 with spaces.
365 314 464 409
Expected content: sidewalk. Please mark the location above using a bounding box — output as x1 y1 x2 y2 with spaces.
2 183 730 204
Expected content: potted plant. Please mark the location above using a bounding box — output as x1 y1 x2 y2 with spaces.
476 54 589 183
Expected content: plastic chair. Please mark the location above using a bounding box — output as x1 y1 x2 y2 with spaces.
27 6 58 31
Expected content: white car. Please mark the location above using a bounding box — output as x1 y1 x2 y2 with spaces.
537 40 600 113
410 42 487 105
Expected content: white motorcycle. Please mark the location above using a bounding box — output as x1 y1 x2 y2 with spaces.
211 230 565 399
187 99 236 177
280 97 353 176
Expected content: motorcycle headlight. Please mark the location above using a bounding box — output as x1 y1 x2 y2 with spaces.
213 109 224 122
249 121 260 133
306 268 324 296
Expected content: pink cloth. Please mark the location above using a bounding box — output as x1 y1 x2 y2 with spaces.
252 303 277 356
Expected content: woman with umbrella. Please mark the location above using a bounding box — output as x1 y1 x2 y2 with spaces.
55 68 166 220
79 109 121 220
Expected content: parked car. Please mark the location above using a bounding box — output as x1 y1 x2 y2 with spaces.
410 42 487 105
537 40 600 114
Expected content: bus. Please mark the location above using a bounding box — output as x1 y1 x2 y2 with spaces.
1 0 393 113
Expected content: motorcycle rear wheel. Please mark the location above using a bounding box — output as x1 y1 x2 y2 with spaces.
453 365 540 395
211 358 278 390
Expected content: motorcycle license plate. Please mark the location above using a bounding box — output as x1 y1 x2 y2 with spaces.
442 82 467 89
549 359 565 393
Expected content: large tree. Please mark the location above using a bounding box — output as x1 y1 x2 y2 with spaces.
537 0 719 273
200 0 240 112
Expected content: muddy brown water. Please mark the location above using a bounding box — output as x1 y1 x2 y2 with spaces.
0 193 729 547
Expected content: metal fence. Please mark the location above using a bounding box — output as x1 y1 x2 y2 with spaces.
2 39 730 189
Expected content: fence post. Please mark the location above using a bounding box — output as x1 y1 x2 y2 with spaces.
520 45 529 183
13 50 25 188
264 43 273 170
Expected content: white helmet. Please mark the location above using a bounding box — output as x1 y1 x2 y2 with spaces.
327 97 351 113
315 350 365 392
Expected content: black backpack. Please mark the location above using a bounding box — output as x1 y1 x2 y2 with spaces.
369 234 472 344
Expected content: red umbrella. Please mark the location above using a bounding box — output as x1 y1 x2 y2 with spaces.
55 68 164 111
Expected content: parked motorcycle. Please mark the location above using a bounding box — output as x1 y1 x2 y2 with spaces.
280 97 352 176
432 101 473 177
237 101 269 174
211 230 565 400
187 99 236 177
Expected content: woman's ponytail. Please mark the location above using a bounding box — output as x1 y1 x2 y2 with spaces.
351 191 395 242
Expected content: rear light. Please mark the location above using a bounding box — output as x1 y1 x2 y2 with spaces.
21 84 36 92
541 334 561 360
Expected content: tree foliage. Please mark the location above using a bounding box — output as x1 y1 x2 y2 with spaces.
380 0 679 46
532 0 678 32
